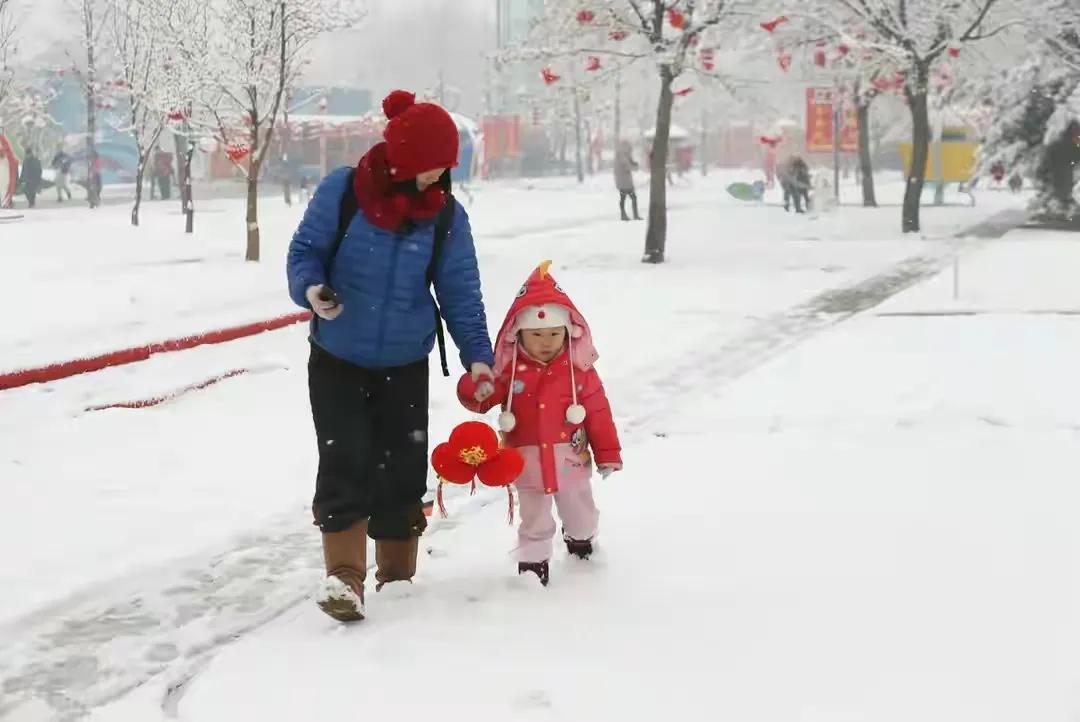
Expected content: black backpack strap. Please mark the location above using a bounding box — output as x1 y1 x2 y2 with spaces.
311 171 358 335
427 196 456 378
328 169 358 278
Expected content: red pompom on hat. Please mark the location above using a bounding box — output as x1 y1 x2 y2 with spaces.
381 89 460 181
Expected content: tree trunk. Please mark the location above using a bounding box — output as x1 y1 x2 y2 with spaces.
644 69 674 264
857 97 877 207
183 141 195 234
573 91 584 184
131 158 145 226
246 164 260 261
903 69 931 234
282 111 292 206
700 107 708 177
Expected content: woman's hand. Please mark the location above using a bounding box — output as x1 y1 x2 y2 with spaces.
306 285 344 321
597 464 621 479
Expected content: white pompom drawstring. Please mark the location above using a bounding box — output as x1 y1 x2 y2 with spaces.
498 342 518 432
565 330 587 425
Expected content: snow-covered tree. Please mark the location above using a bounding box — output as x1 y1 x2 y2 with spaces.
109 0 176 226
504 0 755 264
980 3 1080 220
783 0 1023 233
65 0 114 209
167 0 363 262
0 0 15 113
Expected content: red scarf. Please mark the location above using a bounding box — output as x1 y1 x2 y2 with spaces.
352 142 446 232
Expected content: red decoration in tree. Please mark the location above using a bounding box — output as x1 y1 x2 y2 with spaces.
586 56 602 72
948 47 961 58
540 67 561 85
760 15 789 33
777 50 793 72
609 29 628 41
575 8 595 24
226 144 250 163
167 109 186 122
431 421 524 523
668 9 686 29
837 43 851 57
814 44 827 67
701 47 716 71
674 87 694 97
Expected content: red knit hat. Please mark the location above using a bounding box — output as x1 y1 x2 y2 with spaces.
382 90 459 181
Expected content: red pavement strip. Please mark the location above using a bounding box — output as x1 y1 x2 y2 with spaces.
0 311 312 391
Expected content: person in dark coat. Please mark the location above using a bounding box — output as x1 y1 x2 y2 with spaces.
613 140 641 221
778 155 811 213
51 150 73 201
19 150 43 208
287 90 495 623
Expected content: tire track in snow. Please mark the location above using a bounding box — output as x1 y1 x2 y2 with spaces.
0 246 963 721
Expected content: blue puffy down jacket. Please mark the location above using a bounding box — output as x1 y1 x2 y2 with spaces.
286 167 494 370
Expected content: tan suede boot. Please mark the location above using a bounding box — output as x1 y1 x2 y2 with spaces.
316 520 368 622
374 537 419 591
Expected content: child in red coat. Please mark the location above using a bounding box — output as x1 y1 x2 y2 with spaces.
458 261 622 586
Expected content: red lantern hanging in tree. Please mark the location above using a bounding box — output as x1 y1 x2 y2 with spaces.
226 144 250 163
674 87 694 97
540 67 561 85
777 49 793 72
167 109 186 122
701 47 715 71
585 56 602 72
575 8 595 24
668 9 686 29
948 47 961 58
760 15 789 33
837 43 851 57
814 43 827 67
609 29 628 41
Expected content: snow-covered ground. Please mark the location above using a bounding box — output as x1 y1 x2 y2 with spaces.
6 171 1077 721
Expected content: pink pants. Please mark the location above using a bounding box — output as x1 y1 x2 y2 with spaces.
515 444 599 563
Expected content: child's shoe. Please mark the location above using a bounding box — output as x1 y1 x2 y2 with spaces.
564 536 593 560
518 560 550 586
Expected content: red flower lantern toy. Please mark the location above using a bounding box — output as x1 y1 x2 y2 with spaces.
668 9 686 29
576 8 595 24
540 67 561 85
609 29 628 41
585 56 602 72
431 421 525 523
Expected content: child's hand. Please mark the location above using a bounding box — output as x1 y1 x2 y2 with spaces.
474 381 494 402
470 362 495 402
597 464 621 479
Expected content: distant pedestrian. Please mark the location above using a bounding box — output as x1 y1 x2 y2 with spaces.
19 150 43 209
613 140 641 221
778 155 811 213
51 150 73 202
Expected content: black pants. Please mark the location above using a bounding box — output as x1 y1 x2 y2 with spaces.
782 183 810 213
308 343 430 538
619 190 640 220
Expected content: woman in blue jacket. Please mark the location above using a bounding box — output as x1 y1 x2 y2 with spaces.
287 91 495 622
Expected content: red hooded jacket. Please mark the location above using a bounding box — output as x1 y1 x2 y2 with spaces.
457 262 621 494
